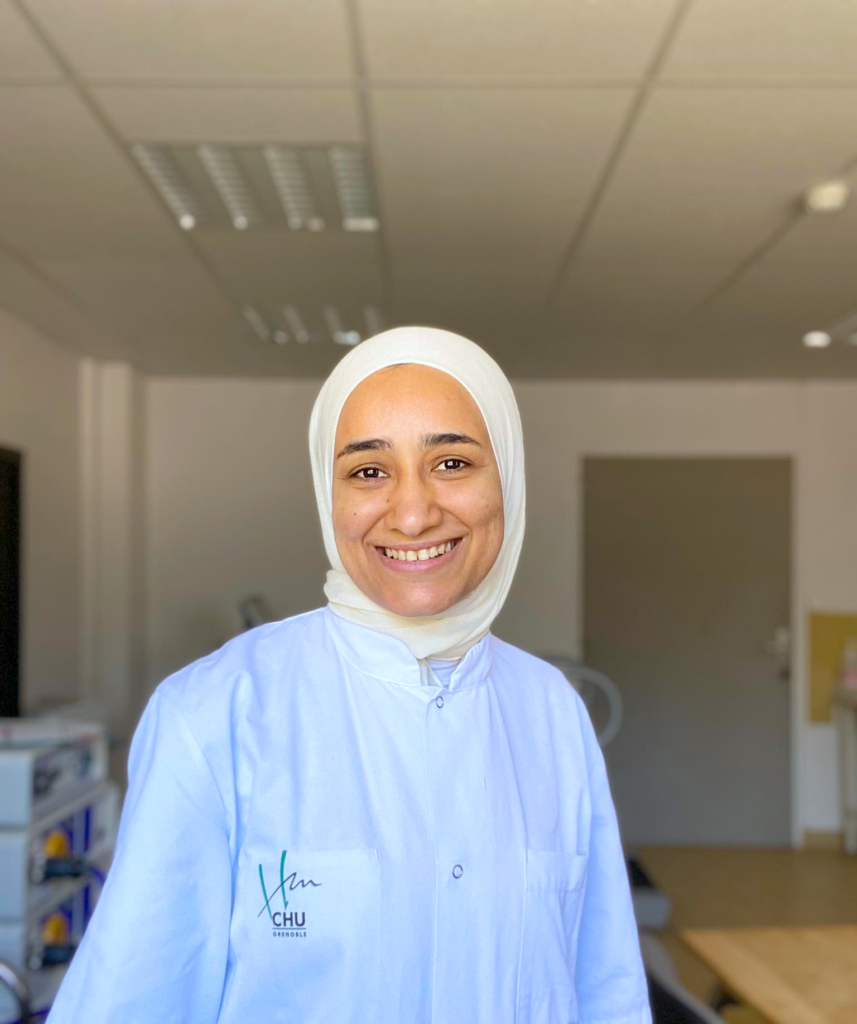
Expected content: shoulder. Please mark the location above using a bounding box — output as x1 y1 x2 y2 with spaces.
489 635 601 773
152 606 327 739
490 635 582 703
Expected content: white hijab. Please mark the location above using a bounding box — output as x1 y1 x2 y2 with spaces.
309 326 525 672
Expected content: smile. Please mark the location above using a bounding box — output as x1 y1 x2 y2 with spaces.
375 538 462 571
383 539 458 561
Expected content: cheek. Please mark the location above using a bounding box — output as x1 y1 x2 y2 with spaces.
332 485 384 543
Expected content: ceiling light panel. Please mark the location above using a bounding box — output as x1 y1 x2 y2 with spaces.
132 142 379 234
263 146 325 231
197 145 260 230
329 145 379 232
132 144 207 230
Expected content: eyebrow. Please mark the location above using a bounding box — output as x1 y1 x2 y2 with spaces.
335 432 482 459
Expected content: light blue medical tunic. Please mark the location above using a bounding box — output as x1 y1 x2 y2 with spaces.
47 606 652 1024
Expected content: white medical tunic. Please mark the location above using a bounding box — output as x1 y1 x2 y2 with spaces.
47 606 652 1024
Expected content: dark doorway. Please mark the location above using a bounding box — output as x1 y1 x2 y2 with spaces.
0 447 21 717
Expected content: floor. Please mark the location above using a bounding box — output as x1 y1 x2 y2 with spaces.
634 846 857 1023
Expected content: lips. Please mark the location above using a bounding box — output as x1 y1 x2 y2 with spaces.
374 537 463 572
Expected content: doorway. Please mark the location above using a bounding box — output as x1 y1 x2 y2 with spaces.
583 457 792 846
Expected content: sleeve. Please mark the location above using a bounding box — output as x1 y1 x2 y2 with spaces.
46 688 232 1024
575 705 653 1024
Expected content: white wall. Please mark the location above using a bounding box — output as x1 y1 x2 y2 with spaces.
145 376 857 843
0 310 83 710
145 379 326 689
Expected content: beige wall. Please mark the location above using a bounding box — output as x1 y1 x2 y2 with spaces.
145 376 857 842
0 310 83 710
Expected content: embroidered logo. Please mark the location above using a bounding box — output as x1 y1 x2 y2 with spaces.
257 850 322 937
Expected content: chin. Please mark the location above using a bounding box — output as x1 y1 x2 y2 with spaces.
378 588 459 618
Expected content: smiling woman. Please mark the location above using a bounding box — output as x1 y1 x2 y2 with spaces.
331 363 504 619
46 327 651 1024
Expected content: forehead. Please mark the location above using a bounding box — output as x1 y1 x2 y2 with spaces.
335 364 487 441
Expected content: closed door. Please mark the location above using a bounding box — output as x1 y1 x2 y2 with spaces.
583 458 791 846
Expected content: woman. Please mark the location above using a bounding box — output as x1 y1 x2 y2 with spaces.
47 327 651 1024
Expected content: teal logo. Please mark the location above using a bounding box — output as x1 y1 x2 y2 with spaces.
258 851 322 935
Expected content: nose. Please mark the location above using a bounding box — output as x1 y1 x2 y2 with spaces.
384 469 443 538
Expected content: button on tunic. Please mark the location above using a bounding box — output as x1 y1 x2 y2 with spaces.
47 606 652 1024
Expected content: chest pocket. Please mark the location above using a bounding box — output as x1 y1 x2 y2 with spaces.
518 850 589 1024
245 846 381 1024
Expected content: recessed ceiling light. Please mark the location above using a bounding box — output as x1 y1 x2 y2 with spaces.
263 146 321 231
803 331 832 348
282 306 310 344
329 146 379 232
197 145 259 232
243 306 272 343
323 305 362 346
804 179 850 214
271 330 289 346
364 306 384 336
132 144 205 231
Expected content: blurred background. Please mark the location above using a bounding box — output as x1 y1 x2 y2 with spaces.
2 1 857 1022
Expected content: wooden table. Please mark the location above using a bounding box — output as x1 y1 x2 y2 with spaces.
681 925 857 1024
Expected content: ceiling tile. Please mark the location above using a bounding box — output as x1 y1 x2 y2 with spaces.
552 87 857 339
0 85 189 259
551 257 727 336
196 230 386 329
26 0 354 81
0 1 62 79
358 0 679 79
0 247 133 359
372 87 635 308
663 0 857 80
36 253 344 376
505 329 678 379
92 86 363 144
671 211 857 351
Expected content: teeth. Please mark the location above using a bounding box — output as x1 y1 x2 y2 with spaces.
383 540 457 560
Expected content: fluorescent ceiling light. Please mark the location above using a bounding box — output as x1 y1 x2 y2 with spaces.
364 306 383 336
132 144 204 230
197 145 259 231
329 146 379 232
324 305 361 346
263 146 323 230
282 306 310 344
803 331 831 348
243 306 273 343
804 179 850 214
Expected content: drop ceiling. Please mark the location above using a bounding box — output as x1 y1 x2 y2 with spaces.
1 0 857 378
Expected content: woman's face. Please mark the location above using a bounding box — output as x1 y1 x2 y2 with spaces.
332 363 504 618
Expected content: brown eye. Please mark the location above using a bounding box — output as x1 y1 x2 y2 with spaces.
353 467 387 480
439 458 468 472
